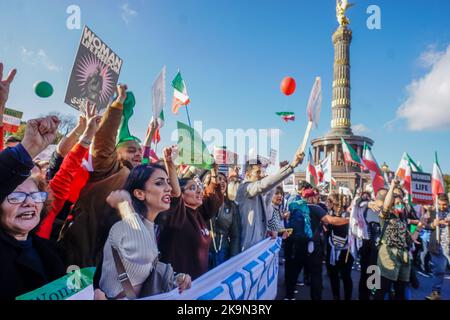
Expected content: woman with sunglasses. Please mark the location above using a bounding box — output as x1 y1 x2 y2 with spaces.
158 147 224 280
0 175 66 300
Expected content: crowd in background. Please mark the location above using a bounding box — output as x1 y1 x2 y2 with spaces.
1 62 449 300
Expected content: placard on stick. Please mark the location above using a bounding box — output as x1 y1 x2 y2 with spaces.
65 26 123 115
411 172 433 205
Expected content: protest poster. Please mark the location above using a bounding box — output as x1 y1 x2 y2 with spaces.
3 107 23 133
411 172 433 205
65 26 123 114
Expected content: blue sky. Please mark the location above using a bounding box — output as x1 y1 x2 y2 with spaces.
1 0 450 173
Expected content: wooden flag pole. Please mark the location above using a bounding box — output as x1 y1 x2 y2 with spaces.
297 121 313 155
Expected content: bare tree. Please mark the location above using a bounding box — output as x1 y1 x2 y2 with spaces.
42 112 77 135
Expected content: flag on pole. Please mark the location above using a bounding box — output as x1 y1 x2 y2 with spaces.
315 154 332 184
152 66 166 122
403 161 412 198
432 152 445 200
306 148 318 186
275 112 295 122
331 176 337 186
149 110 164 144
175 121 214 170
395 152 422 179
362 143 386 195
341 138 365 168
306 77 322 128
172 71 190 114
3 108 23 133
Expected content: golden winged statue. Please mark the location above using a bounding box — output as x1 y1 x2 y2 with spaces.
336 0 355 27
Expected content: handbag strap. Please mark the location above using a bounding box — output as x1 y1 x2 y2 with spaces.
111 246 137 300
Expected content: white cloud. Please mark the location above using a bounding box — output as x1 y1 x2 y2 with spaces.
418 44 444 68
397 44 450 131
352 123 370 134
120 3 137 24
21 47 61 72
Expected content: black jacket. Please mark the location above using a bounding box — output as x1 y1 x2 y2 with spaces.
0 228 66 300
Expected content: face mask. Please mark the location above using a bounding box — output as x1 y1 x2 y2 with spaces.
394 204 405 215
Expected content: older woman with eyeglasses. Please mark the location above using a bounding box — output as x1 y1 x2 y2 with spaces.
0 175 66 300
157 147 224 280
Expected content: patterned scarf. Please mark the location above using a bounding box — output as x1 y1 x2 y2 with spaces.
288 199 313 239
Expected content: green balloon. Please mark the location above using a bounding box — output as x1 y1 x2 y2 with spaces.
34 81 54 98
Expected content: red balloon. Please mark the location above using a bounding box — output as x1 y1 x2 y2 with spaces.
280 77 296 96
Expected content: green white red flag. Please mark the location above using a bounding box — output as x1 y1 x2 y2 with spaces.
395 152 422 179
362 143 386 195
306 148 317 186
3 108 23 133
172 71 190 114
341 138 365 168
432 152 445 200
315 154 332 184
276 112 295 122
403 162 412 196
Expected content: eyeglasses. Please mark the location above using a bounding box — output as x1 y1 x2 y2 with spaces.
7 192 48 204
182 183 204 193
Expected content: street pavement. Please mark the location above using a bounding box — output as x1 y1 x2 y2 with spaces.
276 260 450 300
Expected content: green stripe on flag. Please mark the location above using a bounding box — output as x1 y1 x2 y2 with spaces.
276 112 295 116
172 72 185 93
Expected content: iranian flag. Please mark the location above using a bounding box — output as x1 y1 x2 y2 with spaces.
151 111 165 144
306 148 318 186
3 108 23 133
432 152 445 200
172 71 190 114
315 154 332 184
395 152 422 179
276 112 295 122
362 143 386 195
403 162 412 196
341 138 365 168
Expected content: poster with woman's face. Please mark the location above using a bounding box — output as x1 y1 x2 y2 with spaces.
65 26 122 115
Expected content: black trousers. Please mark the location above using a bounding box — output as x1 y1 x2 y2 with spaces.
284 238 323 300
374 276 407 300
358 240 379 300
326 250 354 300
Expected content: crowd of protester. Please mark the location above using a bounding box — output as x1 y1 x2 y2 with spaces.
0 62 448 300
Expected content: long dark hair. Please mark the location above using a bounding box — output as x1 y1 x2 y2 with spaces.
201 171 233 208
122 164 167 218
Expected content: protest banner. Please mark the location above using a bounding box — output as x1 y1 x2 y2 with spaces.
69 238 280 300
16 267 95 300
3 107 23 133
144 238 280 300
65 26 123 114
411 172 433 205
